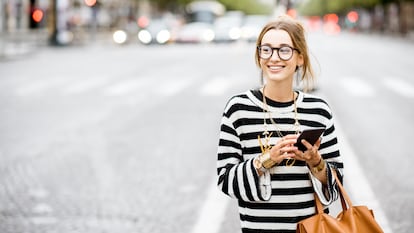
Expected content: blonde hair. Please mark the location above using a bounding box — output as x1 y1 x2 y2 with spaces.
255 15 315 91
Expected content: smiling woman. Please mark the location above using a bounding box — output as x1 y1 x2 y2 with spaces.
216 15 344 233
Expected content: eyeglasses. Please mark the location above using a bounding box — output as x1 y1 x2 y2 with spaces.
257 45 298 61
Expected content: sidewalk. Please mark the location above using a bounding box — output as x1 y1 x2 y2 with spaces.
0 29 48 59
0 29 113 60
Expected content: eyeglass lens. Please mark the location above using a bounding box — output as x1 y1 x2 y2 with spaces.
259 46 293 60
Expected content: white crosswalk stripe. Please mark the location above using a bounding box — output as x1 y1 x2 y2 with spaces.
63 77 112 95
338 77 376 97
15 77 72 96
155 78 194 97
102 78 153 96
15 74 413 103
382 78 414 98
200 76 237 96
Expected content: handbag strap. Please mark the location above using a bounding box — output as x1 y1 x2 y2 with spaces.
314 168 353 213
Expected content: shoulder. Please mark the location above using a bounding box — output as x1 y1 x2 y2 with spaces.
299 92 333 118
301 92 329 105
222 89 260 118
301 92 331 108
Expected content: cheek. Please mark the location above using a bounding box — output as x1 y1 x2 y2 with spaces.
259 59 266 69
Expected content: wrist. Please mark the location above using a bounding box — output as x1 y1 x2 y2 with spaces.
254 151 278 172
310 157 325 173
262 151 277 169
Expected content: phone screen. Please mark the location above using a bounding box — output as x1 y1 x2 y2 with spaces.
294 128 325 152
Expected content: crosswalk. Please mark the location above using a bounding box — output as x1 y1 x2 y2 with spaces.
332 76 414 99
5 74 414 100
382 78 414 98
63 77 112 95
337 77 376 97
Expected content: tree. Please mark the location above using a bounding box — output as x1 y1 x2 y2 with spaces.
299 0 382 16
218 0 271 14
150 0 271 15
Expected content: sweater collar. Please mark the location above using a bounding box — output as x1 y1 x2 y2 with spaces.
247 88 304 114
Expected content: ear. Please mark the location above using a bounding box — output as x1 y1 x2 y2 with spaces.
297 54 304 67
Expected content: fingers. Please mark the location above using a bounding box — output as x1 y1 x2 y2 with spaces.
278 134 298 148
299 137 322 163
267 135 323 166
269 135 299 163
301 137 321 151
271 148 295 164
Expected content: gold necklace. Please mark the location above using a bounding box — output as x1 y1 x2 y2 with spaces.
259 85 300 166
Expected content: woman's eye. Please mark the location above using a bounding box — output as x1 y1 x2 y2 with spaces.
262 48 271 53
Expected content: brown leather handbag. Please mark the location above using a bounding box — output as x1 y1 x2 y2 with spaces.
296 170 384 233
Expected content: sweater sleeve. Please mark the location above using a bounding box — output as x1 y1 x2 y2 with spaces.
310 108 344 206
216 108 271 202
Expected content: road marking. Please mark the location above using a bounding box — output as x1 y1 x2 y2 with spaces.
30 216 58 225
63 77 111 95
200 77 233 96
191 180 230 233
103 78 152 96
32 203 53 214
339 77 375 97
194 118 393 233
15 77 71 96
382 78 414 98
156 78 193 97
334 120 393 233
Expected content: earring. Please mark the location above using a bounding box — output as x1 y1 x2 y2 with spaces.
260 70 264 85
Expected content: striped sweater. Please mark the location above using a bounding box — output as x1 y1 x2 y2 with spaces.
217 89 344 233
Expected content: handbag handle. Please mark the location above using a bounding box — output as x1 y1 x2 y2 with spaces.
314 168 352 214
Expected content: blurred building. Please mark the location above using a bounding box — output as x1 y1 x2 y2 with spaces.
0 0 153 46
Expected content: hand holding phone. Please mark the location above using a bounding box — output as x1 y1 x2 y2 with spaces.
294 128 325 152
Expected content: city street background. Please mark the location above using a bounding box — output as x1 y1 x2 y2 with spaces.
1 31 413 233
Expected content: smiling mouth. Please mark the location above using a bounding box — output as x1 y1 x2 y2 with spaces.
268 65 285 71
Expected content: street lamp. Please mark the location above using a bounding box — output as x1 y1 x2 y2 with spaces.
48 0 58 45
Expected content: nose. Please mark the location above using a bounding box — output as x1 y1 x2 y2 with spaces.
269 49 281 61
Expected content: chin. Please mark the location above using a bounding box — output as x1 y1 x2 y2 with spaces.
265 74 289 82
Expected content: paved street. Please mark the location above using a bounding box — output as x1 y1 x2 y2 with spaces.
0 32 413 233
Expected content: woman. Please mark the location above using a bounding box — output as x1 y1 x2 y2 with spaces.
216 15 344 232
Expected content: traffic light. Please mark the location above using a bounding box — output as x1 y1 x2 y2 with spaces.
29 0 43 28
346 11 359 29
347 11 359 24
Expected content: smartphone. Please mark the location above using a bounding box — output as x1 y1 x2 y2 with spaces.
294 128 325 152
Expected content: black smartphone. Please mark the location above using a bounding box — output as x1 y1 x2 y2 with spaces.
294 128 325 152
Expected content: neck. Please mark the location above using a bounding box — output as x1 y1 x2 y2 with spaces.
263 82 295 102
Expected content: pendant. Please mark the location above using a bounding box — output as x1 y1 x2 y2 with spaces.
258 131 273 154
286 158 296 167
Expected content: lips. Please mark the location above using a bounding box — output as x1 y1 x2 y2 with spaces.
267 65 285 71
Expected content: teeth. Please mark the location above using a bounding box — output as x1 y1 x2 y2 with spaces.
269 66 283 70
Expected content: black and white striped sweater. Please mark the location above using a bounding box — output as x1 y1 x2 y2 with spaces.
217 89 343 233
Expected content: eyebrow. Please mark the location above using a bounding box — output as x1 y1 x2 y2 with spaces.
260 43 293 47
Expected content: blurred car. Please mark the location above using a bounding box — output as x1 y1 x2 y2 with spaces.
112 21 140 45
213 15 243 43
138 19 172 45
175 22 215 43
241 15 269 43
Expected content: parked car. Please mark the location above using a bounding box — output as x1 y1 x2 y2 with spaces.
213 15 243 43
175 22 215 43
240 15 270 42
138 19 172 45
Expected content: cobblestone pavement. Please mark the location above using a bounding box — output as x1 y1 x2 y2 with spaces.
0 109 210 233
0 44 225 232
1 33 414 233
0 94 216 232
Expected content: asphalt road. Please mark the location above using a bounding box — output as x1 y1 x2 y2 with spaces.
0 32 413 233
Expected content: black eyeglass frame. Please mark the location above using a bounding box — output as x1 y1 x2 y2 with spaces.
257 45 299 61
